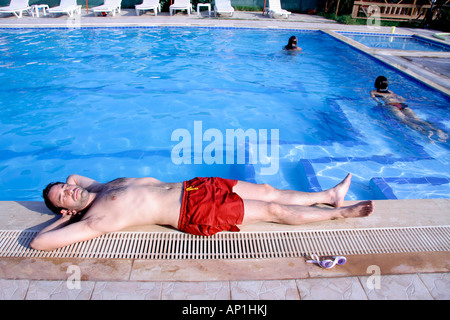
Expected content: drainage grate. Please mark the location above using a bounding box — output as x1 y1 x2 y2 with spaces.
1 226 449 259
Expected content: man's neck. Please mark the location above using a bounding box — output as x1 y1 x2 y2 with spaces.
79 192 97 214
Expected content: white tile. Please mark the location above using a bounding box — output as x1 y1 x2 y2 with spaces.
230 280 299 300
296 277 367 300
418 273 450 300
91 281 162 300
25 280 95 300
0 279 29 300
359 274 433 300
161 281 230 300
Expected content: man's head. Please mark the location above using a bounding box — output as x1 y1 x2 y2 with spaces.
42 182 90 216
375 76 389 92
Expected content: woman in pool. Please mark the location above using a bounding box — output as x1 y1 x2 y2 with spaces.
370 76 448 142
284 36 302 51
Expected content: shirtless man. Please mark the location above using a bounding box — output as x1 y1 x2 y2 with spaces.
370 76 447 142
31 174 374 251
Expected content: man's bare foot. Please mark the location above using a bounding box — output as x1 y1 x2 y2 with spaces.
329 173 352 207
338 200 374 219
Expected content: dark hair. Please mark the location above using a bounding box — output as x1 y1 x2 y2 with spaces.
375 76 389 91
42 182 64 214
284 36 297 50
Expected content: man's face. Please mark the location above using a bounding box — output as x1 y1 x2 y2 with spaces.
48 183 90 215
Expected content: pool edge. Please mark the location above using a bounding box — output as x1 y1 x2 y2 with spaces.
0 199 449 281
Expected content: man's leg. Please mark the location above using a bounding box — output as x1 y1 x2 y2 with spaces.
241 199 374 226
233 174 352 208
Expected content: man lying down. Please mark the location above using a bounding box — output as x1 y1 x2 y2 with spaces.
31 174 374 251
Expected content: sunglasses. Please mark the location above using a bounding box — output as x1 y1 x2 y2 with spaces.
306 254 347 269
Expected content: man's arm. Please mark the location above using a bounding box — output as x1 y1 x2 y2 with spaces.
66 174 101 190
30 219 104 251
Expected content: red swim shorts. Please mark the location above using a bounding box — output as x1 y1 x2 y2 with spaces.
178 177 245 237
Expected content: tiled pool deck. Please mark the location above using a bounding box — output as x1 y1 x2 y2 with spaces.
0 9 449 300
1 273 449 300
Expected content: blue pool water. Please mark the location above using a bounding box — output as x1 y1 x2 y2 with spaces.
0 27 449 201
339 32 450 52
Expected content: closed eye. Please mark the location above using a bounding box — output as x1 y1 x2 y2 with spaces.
58 184 66 206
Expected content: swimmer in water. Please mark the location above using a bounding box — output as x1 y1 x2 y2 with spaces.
370 76 448 142
284 36 302 51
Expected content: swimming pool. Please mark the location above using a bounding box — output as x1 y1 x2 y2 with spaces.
338 32 450 52
0 27 449 201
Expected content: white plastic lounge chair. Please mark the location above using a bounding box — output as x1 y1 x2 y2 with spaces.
265 0 290 18
48 0 81 17
0 0 31 18
92 0 122 16
169 0 192 16
135 0 160 16
214 0 233 17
